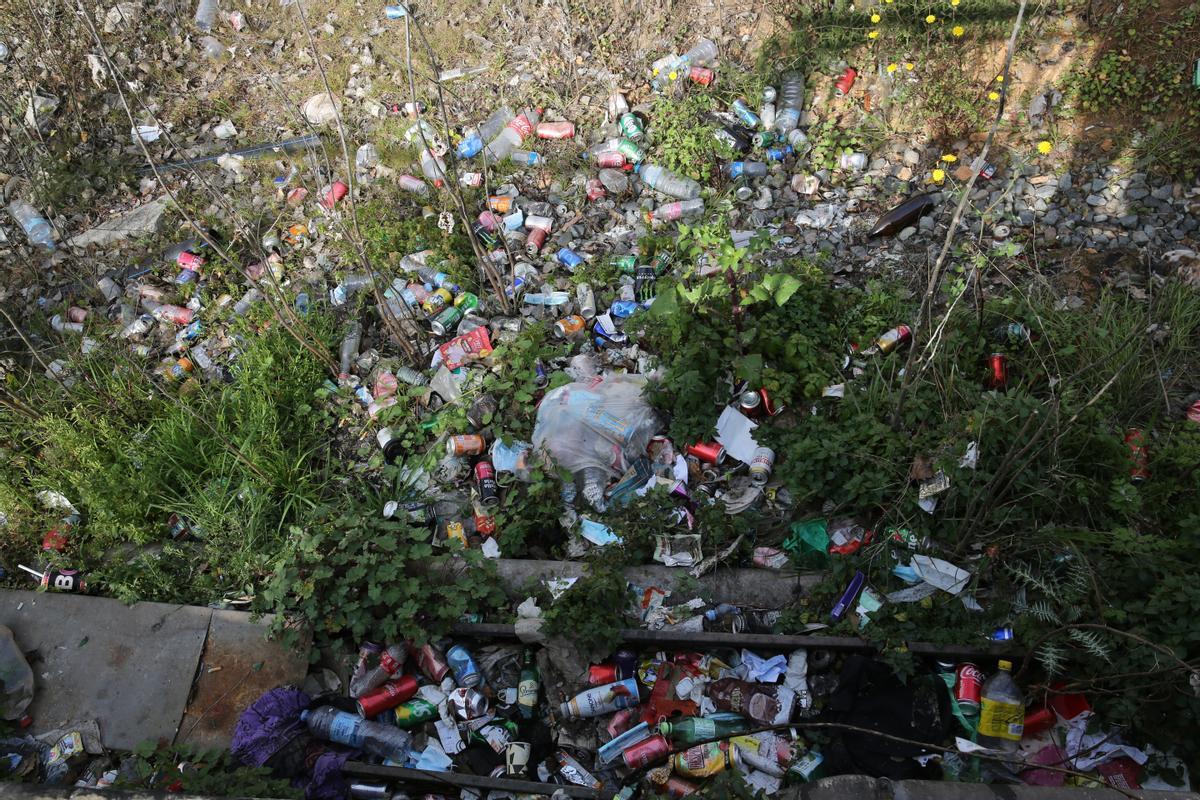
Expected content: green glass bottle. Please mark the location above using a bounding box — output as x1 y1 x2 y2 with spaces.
658 715 747 745
517 650 539 719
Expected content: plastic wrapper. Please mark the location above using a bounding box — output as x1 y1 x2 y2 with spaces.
531 374 662 482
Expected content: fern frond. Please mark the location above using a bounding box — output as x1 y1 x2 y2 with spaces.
1068 628 1113 662
1036 642 1067 676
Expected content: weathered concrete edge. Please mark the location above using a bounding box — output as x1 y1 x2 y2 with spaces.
491 559 821 607
1 776 1195 800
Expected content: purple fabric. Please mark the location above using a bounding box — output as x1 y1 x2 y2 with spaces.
231 686 311 768
310 750 352 800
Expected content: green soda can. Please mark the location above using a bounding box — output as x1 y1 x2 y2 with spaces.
618 112 644 141
652 251 674 276
392 698 440 728
617 138 645 163
454 292 480 312
430 305 463 335
752 131 780 148
610 255 637 274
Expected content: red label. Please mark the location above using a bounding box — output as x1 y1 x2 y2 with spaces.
509 114 534 139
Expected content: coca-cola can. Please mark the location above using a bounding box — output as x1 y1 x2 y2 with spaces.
954 663 984 711
409 642 450 681
588 664 617 685
594 151 625 168
622 734 670 768
536 121 575 140
685 441 725 465
474 461 499 507
834 67 858 96
987 353 1008 390
586 179 606 201
357 675 419 717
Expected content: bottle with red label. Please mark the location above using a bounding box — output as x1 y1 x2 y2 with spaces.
484 108 541 164
349 643 408 697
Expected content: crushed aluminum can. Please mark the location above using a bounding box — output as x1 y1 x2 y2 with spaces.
556 751 602 789
447 687 489 722
991 625 1014 641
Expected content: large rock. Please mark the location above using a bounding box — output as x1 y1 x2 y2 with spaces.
67 197 170 249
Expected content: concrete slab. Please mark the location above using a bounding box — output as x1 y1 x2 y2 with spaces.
0 591 210 751
174 610 310 751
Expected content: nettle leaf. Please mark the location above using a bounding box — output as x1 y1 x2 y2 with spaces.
774 275 803 306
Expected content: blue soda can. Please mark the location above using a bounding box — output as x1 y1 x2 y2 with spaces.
731 99 761 128
765 144 794 162
610 299 640 319
505 276 527 299
446 644 482 687
556 248 583 271
991 625 1014 641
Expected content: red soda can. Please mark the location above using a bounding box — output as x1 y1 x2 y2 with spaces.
987 353 1008 389
687 67 714 86
536 121 576 140
176 251 205 270
664 776 701 798
588 663 618 685
595 151 626 168
321 180 349 209
447 434 486 456
357 674 419 717
1124 428 1149 482
835 67 858 97
409 642 450 682
606 706 638 737
954 663 984 711
474 461 499 507
474 509 496 537
586 179 606 202
622 734 670 768
685 441 726 465
525 226 547 254
759 387 783 417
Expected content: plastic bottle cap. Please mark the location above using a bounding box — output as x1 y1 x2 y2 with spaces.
998 659 1012 670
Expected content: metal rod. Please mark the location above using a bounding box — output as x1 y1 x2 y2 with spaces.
342 763 600 799
449 623 1022 661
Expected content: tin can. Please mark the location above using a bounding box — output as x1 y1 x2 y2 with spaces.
421 287 453 315
585 178 606 201
167 512 194 540
430 305 463 336
410 642 450 681
610 254 637 274
471 223 498 248
474 461 500 507
594 151 626 168
739 390 763 417
978 162 998 180
453 292 479 314
446 644 482 687
622 734 670 768
673 741 734 778
474 508 496 537
764 143 793 162
663 776 701 798
875 324 912 354
730 99 761 128
994 322 1031 344
477 210 499 231
834 67 858 96
588 664 618 685
447 434 486 456
987 353 1008 389
556 248 584 271
357 675 419 717
576 283 596 318
377 427 405 464
617 138 645 164
487 196 513 213
991 625 1015 641
1193 58 1200 89
444 519 467 547
321 181 349 209
887 527 930 551
685 441 726 465
554 315 587 338
525 226 547 254
687 66 714 86
1125 428 1149 482
752 131 780 148
953 663 984 712
618 113 644 140
748 446 775 484
460 171 483 187
536 121 575 139
177 251 205 269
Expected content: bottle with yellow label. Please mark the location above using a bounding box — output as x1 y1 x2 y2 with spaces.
977 659 1024 751
671 740 739 778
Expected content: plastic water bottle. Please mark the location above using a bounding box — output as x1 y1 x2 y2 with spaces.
398 175 428 195
193 0 218 30
977 660 1025 752
679 38 718 68
648 198 704 224
728 161 767 179
523 291 570 306
510 149 542 167
7 200 55 251
636 164 701 200
774 71 805 136
419 149 446 187
339 322 361 380
484 108 540 164
302 706 413 762
350 643 408 697
458 106 514 158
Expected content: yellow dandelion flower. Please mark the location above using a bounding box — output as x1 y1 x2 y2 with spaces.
952 24 964 36
988 90 1001 101
951 0 960 5
995 75 1004 83
1037 140 1053 155
941 154 958 163
868 29 880 38
904 62 915 70
926 13 937 22
887 63 899 73
871 12 881 21
931 168 946 183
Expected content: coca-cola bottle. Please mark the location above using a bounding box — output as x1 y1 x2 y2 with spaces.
349 642 407 697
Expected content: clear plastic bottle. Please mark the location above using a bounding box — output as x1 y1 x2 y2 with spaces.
418 149 446 188
233 288 261 316
7 200 55 251
598 168 629 194
636 164 701 200
302 706 413 762
773 71 805 136
483 108 540 164
679 38 718 68
331 274 375 306
193 0 218 30
977 660 1025 752
349 643 408 697
728 161 767 180
339 322 361 380
509 149 542 167
398 175 428 195
457 106 514 159
648 198 704 224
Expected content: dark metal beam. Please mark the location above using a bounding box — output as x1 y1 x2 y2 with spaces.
342 763 601 798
